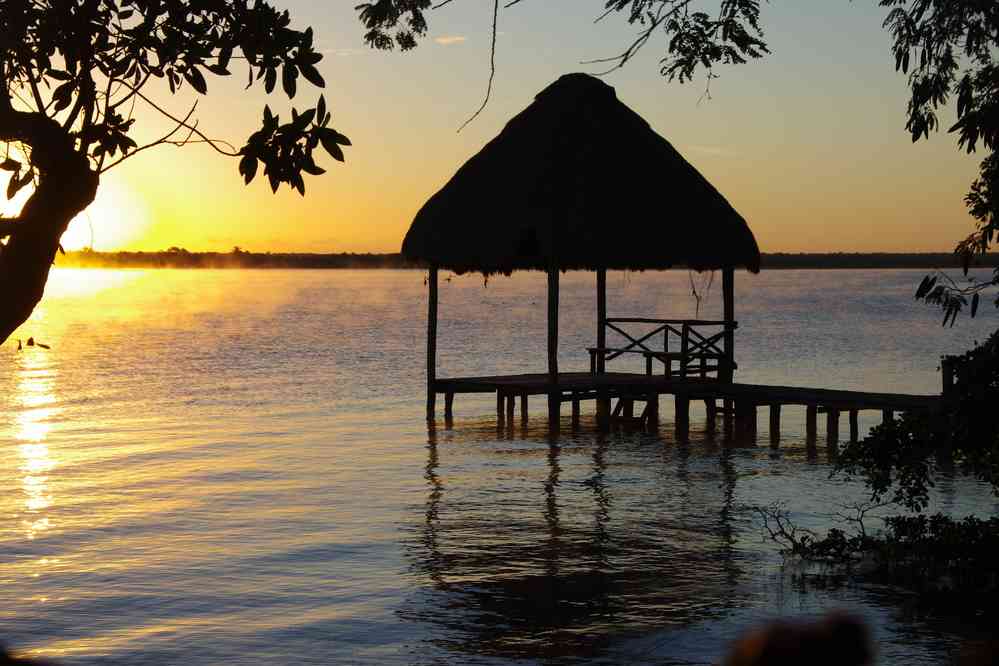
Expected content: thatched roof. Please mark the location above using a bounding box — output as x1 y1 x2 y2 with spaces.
402 73 760 274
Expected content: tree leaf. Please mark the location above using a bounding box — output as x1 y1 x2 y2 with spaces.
316 95 326 126
282 63 298 98
299 63 324 88
238 154 258 184
184 67 208 94
321 132 345 161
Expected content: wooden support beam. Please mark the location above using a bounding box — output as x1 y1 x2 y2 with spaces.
596 268 606 374
882 409 894 425
849 410 859 443
520 394 528 424
571 396 581 429
806 404 818 440
826 409 840 444
675 393 690 441
769 404 782 447
722 267 735 383
426 266 438 421
497 391 505 422
548 267 560 430
622 397 634 420
506 394 515 423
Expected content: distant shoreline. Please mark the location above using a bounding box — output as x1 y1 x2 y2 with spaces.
54 250 999 271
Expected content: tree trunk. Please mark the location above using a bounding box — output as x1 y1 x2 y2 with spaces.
0 108 99 345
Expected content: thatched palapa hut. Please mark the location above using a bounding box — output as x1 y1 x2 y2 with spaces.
403 73 761 426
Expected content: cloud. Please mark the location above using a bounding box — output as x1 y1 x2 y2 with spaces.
434 35 467 46
322 47 365 57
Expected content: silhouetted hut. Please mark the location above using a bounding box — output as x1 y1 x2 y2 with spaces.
403 73 761 424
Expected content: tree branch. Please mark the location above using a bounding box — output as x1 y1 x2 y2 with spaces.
100 102 200 172
118 82 240 157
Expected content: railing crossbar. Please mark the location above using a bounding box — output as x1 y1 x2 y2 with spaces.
605 322 668 358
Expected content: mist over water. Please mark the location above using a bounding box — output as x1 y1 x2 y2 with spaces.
1 268 997 664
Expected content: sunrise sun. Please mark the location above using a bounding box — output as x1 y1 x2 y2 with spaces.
60 178 150 251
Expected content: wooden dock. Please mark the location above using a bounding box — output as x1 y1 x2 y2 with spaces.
434 372 940 444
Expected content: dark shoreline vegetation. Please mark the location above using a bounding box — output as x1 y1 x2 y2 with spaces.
52 249 999 270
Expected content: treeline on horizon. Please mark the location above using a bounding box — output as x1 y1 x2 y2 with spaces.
54 248 999 270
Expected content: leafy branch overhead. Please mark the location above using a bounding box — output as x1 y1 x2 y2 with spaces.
1 0 349 200
879 0 999 322
356 0 770 83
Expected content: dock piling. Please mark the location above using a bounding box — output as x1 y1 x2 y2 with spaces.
675 393 690 440
826 409 840 444
849 410 859 443
769 404 781 447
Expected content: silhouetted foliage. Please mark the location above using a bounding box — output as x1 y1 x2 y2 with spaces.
757 502 999 609
357 1 769 83
882 1 999 322
0 1 349 343
836 329 999 511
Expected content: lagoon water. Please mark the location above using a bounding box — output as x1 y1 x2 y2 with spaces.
2 268 998 665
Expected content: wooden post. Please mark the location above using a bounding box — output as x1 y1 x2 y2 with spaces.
769 404 781 447
826 409 840 444
806 404 817 440
675 393 689 441
849 410 859 443
596 268 606 374
520 394 528 424
506 394 515 423
722 267 735 383
882 409 893 425
444 392 454 422
571 396 581 429
596 390 611 429
622 398 634 419
705 399 717 421
647 393 659 427
497 391 505 422
548 268 560 428
736 401 756 441
426 266 438 422
595 268 611 422
705 399 717 434
680 323 690 378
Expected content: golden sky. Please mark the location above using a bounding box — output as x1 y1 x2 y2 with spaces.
52 1 985 253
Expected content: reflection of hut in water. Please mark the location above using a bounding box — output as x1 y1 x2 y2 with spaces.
403 73 761 429
399 428 747 661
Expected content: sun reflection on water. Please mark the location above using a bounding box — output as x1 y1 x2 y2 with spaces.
14 352 59 540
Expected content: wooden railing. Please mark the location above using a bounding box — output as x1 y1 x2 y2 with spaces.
588 318 737 381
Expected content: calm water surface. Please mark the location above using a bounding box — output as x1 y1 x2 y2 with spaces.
1 268 997 664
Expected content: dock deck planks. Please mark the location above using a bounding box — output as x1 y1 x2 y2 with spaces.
435 372 939 412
